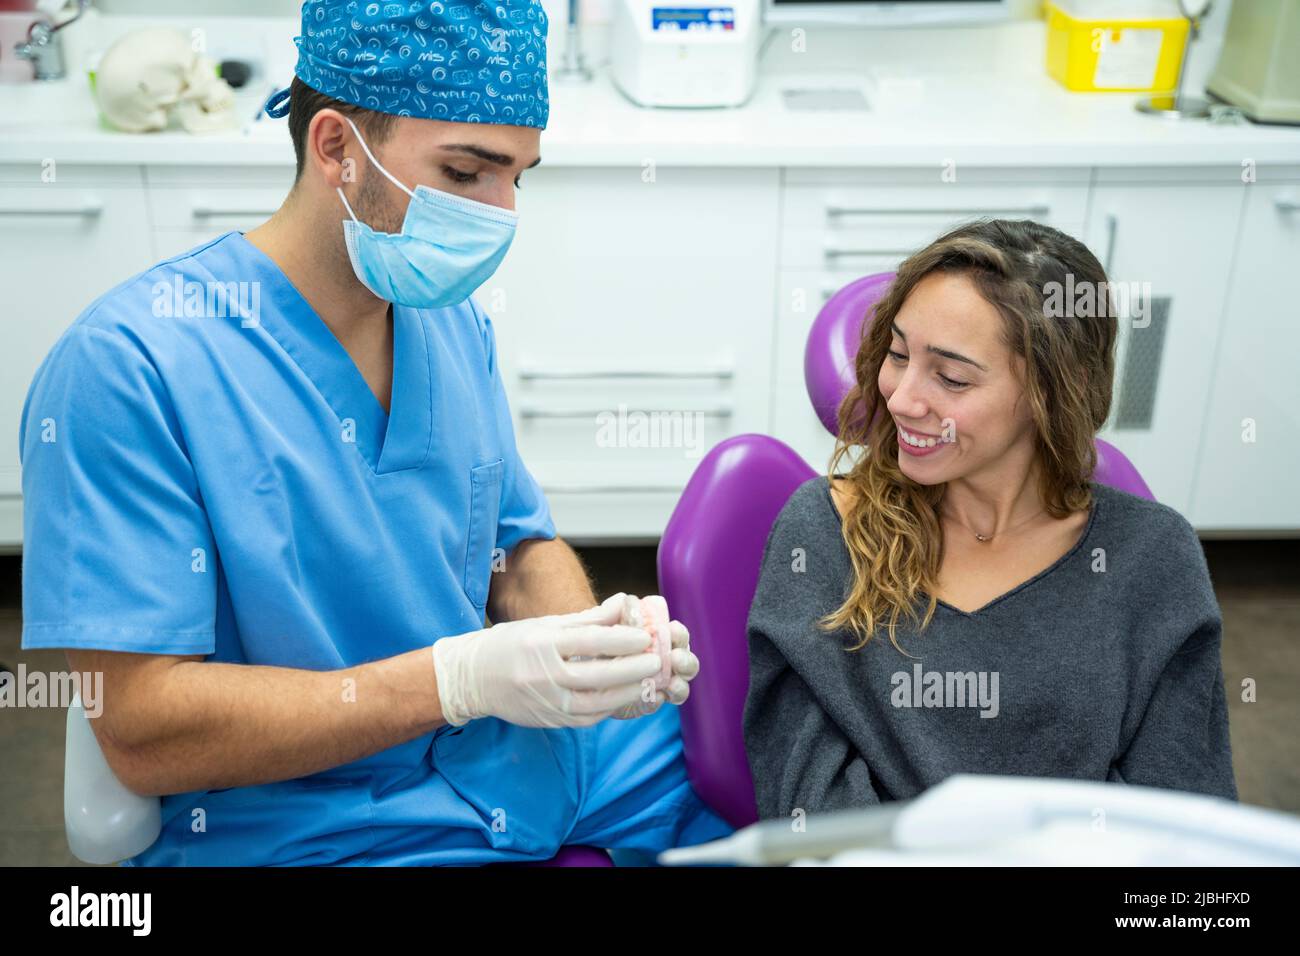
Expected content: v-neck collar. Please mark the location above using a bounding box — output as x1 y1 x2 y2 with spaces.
232 232 432 475
823 476 1102 619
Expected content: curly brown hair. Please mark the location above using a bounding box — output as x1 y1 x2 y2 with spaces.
820 218 1118 650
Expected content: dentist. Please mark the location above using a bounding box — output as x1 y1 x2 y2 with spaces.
19 0 731 865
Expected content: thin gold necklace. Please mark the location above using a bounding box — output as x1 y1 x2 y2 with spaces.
942 504 1047 543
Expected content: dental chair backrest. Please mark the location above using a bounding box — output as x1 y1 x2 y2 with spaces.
658 272 1155 828
65 693 162 865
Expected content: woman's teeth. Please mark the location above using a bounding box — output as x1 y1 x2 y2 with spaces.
899 426 938 448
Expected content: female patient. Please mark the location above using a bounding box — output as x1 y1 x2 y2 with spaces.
744 219 1236 819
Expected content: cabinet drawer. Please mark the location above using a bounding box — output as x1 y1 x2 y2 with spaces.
512 374 743 492
149 186 291 231
1191 184 1300 531
545 490 683 544
1089 185 1243 515
0 164 144 187
487 165 781 533
146 165 294 235
773 270 873 394
781 181 1089 270
0 174 153 534
771 381 838 478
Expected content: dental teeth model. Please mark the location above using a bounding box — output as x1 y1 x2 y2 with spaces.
627 595 674 692
566 595 673 692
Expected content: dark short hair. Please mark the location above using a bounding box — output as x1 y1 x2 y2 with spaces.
286 76 399 183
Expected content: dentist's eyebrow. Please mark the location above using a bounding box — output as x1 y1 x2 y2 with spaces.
891 321 989 372
441 144 542 168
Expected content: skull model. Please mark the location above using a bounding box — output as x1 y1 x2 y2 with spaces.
94 28 236 133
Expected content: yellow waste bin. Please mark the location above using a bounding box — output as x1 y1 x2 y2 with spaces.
1045 0 1190 93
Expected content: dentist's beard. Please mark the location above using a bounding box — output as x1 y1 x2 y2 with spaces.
351 165 408 236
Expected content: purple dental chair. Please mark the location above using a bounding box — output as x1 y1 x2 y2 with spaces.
657 272 1154 829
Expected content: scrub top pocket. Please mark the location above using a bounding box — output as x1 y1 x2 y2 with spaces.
463 458 504 609
432 717 580 858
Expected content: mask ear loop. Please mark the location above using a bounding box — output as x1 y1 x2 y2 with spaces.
342 116 415 199
337 186 361 223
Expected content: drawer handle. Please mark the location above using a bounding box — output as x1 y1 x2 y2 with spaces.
191 205 280 218
518 366 734 381
1275 199 1300 214
0 201 103 217
826 204 1051 219
519 405 733 418
1103 213 1119 276
824 247 913 260
541 483 684 494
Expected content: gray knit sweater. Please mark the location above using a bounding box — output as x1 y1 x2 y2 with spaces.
743 477 1236 820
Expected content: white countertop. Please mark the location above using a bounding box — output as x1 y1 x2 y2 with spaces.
1 16 1298 168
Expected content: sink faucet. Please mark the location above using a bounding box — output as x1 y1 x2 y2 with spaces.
13 0 92 82
554 0 592 83
15 19 67 81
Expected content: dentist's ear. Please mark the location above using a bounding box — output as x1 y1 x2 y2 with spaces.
307 109 359 190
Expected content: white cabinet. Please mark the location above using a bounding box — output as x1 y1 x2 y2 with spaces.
486 166 781 541
0 159 1294 546
773 168 1091 474
0 165 154 548
145 166 295 260
1191 178 1300 531
1087 175 1245 516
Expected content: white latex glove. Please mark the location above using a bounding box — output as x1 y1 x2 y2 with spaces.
431 593 663 729
610 593 701 720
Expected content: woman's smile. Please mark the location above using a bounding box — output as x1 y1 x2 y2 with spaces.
896 422 949 456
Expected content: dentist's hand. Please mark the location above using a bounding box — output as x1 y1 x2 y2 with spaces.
611 593 701 720
431 594 663 729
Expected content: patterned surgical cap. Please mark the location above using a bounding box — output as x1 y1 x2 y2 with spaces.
289 0 549 128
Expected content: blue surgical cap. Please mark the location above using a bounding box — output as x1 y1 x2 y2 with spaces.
284 0 549 129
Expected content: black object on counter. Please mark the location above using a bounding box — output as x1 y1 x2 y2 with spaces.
219 60 253 89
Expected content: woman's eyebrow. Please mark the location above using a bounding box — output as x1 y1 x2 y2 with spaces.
891 320 989 372
440 144 542 169
928 346 989 372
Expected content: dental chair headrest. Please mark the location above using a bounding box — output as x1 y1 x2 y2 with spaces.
804 272 895 437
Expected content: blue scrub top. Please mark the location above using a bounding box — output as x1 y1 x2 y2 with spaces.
19 232 731 864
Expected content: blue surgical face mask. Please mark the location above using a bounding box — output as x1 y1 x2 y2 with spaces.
336 117 518 309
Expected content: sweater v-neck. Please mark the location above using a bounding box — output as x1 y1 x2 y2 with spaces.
821 477 1102 618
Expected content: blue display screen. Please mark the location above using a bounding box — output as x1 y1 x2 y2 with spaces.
652 6 737 31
